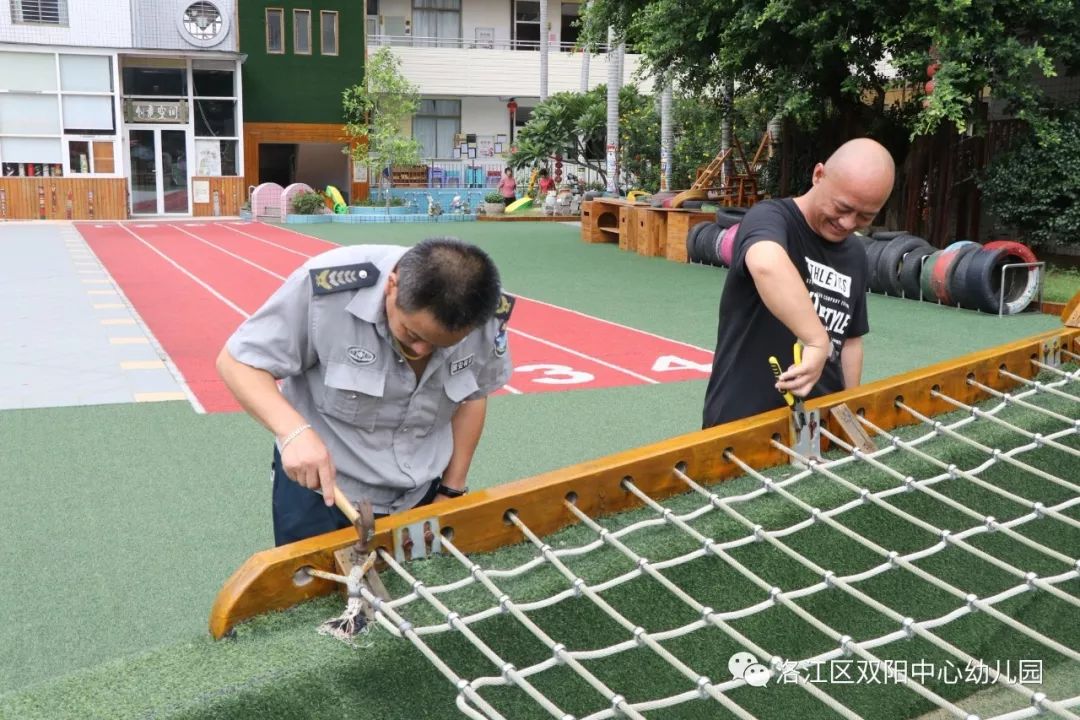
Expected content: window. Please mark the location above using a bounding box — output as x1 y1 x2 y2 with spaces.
294 10 311 54
412 99 460 159
11 0 68 25
181 2 224 42
514 0 540 49
412 0 460 48
266 8 284 53
193 64 238 177
320 11 339 55
560 3 580 49
0 52 119 178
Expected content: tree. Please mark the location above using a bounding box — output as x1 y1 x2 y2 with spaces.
342 48 423 203
580 0 1080 139
508 85 660 189
980 107 1080 248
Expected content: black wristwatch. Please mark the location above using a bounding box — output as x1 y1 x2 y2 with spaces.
436 483 469 498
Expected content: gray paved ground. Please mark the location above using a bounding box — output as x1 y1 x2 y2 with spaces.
0 222 191 410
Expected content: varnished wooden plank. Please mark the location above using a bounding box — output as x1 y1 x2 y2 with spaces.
0 178 127 220
209 326 1079 638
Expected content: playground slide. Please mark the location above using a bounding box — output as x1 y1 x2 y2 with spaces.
325 185 347 214
505 196 533 213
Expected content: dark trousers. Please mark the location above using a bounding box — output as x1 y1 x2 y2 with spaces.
271 447 441 546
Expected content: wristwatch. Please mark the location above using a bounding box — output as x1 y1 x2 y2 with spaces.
436 483 469 498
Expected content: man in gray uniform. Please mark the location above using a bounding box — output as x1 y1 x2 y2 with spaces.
217 237 513 545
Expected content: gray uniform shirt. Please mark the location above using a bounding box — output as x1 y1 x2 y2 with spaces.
227 244 513 514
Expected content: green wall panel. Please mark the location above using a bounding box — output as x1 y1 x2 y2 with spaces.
239 1 366 123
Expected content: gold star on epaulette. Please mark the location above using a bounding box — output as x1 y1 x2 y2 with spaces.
309 263 380 295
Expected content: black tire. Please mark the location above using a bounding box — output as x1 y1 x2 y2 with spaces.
854 232 875 251
700 223 723 265
686 222 707 262
955 248 1010 312
876 234 932 297
681 199 705 210
899 245 935 299
715 207 748 228
943 245 981 306
872 230 910 241
865 240 890 294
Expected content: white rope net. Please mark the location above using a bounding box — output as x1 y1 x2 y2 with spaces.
350 362 1080 720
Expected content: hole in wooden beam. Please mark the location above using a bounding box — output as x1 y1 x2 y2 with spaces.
440 526 454 541
565 491 578 505
292 566 314 587
502 508 518 525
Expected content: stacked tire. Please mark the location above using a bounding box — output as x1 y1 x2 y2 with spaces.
865 232 1040 315
685 207 747 267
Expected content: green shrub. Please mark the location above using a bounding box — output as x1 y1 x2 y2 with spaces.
352 196 405 207
484 191 504 204
981 108 1080 248
292 191 327 215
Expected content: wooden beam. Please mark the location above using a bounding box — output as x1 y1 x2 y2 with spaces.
209 327 1079 639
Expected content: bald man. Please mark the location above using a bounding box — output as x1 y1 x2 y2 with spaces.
702 138 895 428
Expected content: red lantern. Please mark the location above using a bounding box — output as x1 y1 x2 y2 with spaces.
927 62 940 78
924 79 936 95
507 100 518 113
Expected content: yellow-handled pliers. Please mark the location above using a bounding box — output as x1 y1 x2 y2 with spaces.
769 342 806 433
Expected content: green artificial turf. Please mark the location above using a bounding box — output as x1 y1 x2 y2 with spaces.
2 373 1076 719
0 221 1072 717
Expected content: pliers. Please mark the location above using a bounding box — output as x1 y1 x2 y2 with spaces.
769 342 807 433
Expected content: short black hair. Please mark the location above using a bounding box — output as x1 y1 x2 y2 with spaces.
395 238 502 332
539 168 549 176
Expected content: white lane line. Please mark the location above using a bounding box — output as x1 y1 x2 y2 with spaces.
514 292 715 355
101 318 136 326
507 327 659 384
116 223 250 319
502 384 523 395
217 221 321 258
166 223 287 280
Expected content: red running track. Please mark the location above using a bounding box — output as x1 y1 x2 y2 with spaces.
77 221 715 413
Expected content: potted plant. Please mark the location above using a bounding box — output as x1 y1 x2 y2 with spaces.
484 191 505 215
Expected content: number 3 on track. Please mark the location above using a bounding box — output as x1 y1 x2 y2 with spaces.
515 364 595 385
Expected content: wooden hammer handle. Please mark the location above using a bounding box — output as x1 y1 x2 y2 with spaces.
334 488 361 523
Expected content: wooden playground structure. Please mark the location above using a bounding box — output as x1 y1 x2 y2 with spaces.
580 131 771 262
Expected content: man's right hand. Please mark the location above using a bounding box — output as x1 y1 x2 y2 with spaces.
280 430 337 506
776 341 829 398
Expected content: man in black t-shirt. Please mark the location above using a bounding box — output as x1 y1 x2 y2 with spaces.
703 138 895 428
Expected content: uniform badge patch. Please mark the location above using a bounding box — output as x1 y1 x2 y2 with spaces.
494 329 508 357
494 292 516 327
347 346 377 365
449 355 474 375
310 263 380 295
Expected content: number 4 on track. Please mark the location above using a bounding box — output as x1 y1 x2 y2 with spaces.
651 355 711 373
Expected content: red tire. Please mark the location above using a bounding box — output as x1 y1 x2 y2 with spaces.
719 223 739 267
930 241 977 304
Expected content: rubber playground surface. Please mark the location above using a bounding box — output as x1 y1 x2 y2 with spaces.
0 219 1071 719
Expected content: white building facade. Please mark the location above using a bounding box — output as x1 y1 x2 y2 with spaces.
367 0 648 186
0 0 243 217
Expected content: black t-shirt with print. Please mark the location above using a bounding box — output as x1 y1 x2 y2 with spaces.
702 197 869 428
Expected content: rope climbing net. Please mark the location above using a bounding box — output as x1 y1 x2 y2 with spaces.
343 359 1080 720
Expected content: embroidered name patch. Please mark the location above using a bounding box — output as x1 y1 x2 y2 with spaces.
449 355 474 375
347 346 377 365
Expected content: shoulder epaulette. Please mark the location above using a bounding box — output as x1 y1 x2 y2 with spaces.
494 292 516 327
309 263 380 295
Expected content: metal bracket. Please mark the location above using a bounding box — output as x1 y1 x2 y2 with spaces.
790 409 821 467
393 517 442 563
1039 337 1062 370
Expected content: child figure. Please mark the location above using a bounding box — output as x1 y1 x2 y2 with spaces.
537 168 555 196
499 167 517 206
